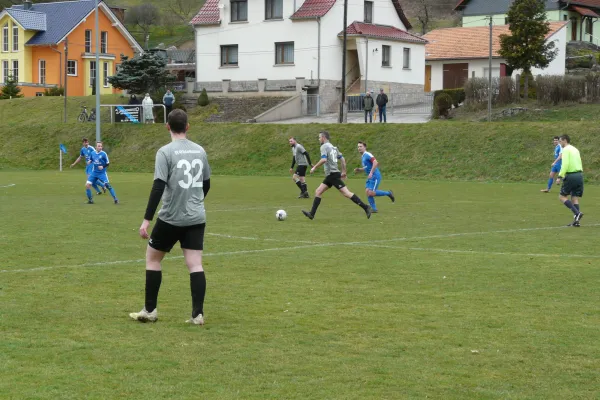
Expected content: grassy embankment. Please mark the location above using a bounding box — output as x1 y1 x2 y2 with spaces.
1 96 598 183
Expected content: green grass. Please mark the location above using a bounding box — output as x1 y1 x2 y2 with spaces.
1 171 599 399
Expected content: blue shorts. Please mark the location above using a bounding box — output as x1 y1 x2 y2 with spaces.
85 164 93 176
366 176 381 191
551 164 561 174
87 172 108 185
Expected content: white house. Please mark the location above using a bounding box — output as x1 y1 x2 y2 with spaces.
190 0 427 111
423 22 568 92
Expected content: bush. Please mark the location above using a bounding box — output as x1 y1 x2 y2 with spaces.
44 86 64 96
434 93 453 119
536 75 586 105
198 88 209 106
464 77 518 108
433 88 465 108
585 72 600 102
518 73 536 99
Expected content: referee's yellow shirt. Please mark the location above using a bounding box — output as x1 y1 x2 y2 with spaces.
559 145 583 178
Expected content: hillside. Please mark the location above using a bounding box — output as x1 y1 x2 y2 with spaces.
1 97 599 183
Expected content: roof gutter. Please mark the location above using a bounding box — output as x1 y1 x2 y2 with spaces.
49 44 62 87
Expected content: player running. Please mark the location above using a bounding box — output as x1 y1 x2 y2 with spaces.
289 137 313 198
85 141 119 204
71 138 106 195
302 131 372 220
354 141 395 213
540 136 562 193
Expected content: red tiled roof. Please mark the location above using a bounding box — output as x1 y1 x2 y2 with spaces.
424 22 567 60
572 5 600 17
570 0 600 8
290 0 336 19
340 21 427 44
190 0 220 26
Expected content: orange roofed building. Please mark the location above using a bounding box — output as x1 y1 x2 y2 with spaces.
0 0 142 97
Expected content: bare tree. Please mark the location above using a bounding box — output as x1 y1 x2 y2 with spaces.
126 4 161 49
168 0 203 23
405 0 457 35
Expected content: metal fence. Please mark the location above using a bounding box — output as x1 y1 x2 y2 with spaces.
346 92 434 115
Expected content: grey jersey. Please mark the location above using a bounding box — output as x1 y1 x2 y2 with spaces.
320 142 342 176
292 143 309 166
154 139 211 226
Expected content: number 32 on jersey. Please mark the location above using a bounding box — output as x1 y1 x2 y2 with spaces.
177 159 204 189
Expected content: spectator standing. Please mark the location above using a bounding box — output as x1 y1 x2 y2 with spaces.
363 92 374 123
163 90 175 118
376 88 388 123
142 93 155 124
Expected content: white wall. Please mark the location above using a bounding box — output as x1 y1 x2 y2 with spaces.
531 25 567 76
357 38 425 89
195 0 414 83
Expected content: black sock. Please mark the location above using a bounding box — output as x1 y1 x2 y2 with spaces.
190 271 206 318
563 200 579 215
310 197 322 216
301 183 308 193
350 194 368 210
145 270 162 313
295 180 303 191
574 204 580 212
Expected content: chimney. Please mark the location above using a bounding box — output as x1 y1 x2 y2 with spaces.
24 0 33 11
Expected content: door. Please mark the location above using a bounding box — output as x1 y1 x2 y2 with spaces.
425 65 432 92
571 19 577 41
443 63 469 89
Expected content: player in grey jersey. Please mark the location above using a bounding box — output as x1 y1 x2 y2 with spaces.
302 131 372 220
289 137 313 198
130 109 212 326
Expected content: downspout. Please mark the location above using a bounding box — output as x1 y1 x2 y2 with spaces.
317 17 321 87
365 37 368 93
50 45 63 87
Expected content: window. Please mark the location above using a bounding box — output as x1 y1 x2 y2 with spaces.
504 17 508 25
2 60 8 82
39 59 46 84
563 14 568 21
103 62 109 87
90 61 96 86
265 0 283 20
101 31 108 53
12 60 18 82
231 0 248 22
382 45 391 67
364 1 373 23
403 47 410 69
221 45 238 66
2 23 8 52
12 24 18 51
67 60 78 76
275 42 294 64
36 92 44 96
85 30 92 52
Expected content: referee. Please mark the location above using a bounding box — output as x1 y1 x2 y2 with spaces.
555 134 584 227
130 109 212 325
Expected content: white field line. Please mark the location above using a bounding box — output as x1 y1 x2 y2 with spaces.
4 224 599 274
0 243 338 274
354 243 600 259
206 232 315 244
0 183 16 188
210 205 304 213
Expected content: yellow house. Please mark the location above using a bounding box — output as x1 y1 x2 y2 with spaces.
0 0 142 97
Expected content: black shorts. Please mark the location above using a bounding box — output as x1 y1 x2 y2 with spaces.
295 165 308 177
149 218 206 253
323 172 346 189
560 172 584 197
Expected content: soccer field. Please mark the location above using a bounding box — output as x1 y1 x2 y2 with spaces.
1 171 599 399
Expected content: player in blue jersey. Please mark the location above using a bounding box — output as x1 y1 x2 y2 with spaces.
70 138 106 195
541 136 563 193
354 141 394 213
85 141 119 204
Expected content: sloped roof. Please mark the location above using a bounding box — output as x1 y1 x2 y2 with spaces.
424 21 567 60
4 9 47 31
190 0 220 25
455 0 600 11
572 5 600 17
340 21 427 44
290 0 336 19
10 0 97 45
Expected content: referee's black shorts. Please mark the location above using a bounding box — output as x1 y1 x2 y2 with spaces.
295 165 308 177
322 172 346 189
149 218 206 252
560 172 584 197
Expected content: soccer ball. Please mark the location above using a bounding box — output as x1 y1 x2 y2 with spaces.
276 210 287 221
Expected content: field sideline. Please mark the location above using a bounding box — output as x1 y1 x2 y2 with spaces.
1 170 599 399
